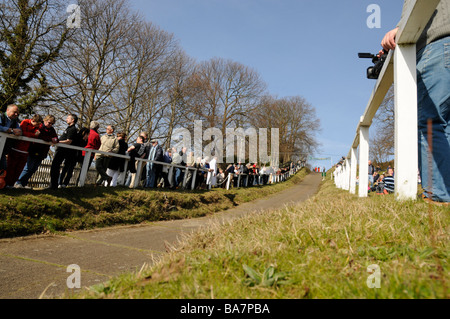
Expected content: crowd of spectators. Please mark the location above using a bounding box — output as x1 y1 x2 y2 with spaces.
1 106 296 190
368 162 395 195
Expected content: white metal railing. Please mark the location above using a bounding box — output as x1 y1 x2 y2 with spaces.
0 131 301 190
334 0 440 201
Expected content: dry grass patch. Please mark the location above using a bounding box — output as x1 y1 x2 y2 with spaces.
77 177 449 299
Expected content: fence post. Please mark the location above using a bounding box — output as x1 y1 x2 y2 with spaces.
182 166 189 188
191 169 197 190
134 160 143 188
343 159 350 191
358 125 369 197
350 147 358 194
226 173 232 190
394 44 418 200
78 151 92 187
119 159 129 186
0 135 6 160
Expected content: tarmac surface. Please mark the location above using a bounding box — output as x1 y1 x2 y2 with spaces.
0 173 322 299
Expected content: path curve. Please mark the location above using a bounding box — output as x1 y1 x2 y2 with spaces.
0 173 322 299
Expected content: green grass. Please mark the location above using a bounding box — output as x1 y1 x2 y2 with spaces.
75 176 449 299
0 169 309 238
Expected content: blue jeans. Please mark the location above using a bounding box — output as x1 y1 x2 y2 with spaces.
417 36 450 202
146 164 156 188
17 155 44 187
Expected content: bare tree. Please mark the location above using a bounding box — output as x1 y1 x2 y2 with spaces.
371 85 394 164
187 57 267 134
45 0 139 128
105 19 185 141
0 0 72 113
252 95 320 164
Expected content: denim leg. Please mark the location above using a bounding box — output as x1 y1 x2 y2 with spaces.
18 156 43 187
417 36 450 202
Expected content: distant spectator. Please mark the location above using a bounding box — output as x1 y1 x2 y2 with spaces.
16 115 58 188
0 104 22 171
5 114 42 187
184 151 195 188
384 168 395 194
171 147 181 188
126 135 146 188
106 132 128 187
161 148 172 188
95 125 119 186
207 156 217 187
82 121 101 168
49 114 78 190
145 139 163 188
368 160 375 187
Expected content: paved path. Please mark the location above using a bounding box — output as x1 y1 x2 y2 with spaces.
0 173 322 299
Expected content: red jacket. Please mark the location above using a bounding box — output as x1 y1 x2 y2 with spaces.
13 119 40 152
82 129 101 156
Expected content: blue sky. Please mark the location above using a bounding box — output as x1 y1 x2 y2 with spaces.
130 0 404 168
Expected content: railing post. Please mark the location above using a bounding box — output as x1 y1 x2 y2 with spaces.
191 168 197 190
394 44 418 200
78 151 92 187
358 125 369 197
0 135 6 160
226 173 232 190
350 147 358 194
134 160 143 188
182 166 189 188
119 159 129 186
343 159 349 191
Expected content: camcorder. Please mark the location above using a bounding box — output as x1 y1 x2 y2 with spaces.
358 50 388 79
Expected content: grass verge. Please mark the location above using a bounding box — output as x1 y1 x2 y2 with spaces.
0 169 309 239
75 176 449 299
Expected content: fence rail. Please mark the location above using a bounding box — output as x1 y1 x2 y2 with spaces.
334 0 440 201
0 132 301 190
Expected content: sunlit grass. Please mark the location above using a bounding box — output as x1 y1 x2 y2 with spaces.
76 177 449 299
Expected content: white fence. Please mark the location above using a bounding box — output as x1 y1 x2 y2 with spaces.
334 0 440 201
0 132 300 190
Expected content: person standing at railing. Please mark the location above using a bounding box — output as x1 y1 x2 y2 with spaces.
145 138 163 188
125 135 146 188
95 125 119 187
368 160 375 188
15 115 58 188
105 132 128 187
82 121 101 169
380 0 450 203
0 104 22 172
4 114 42 188
383 168 395 195
161 148 172 188
48 114 78 190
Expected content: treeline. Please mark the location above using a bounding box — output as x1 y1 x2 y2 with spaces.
0 0 320 164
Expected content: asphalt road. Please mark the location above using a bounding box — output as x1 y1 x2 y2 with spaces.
0 173 323 299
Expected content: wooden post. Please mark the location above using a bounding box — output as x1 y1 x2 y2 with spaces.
394 44 418 200
78 150 92 187
350 147 358 194
191 168 197 190
358 126 369 197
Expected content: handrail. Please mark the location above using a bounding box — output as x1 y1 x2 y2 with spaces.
337 0 440 201
0 131 301 190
